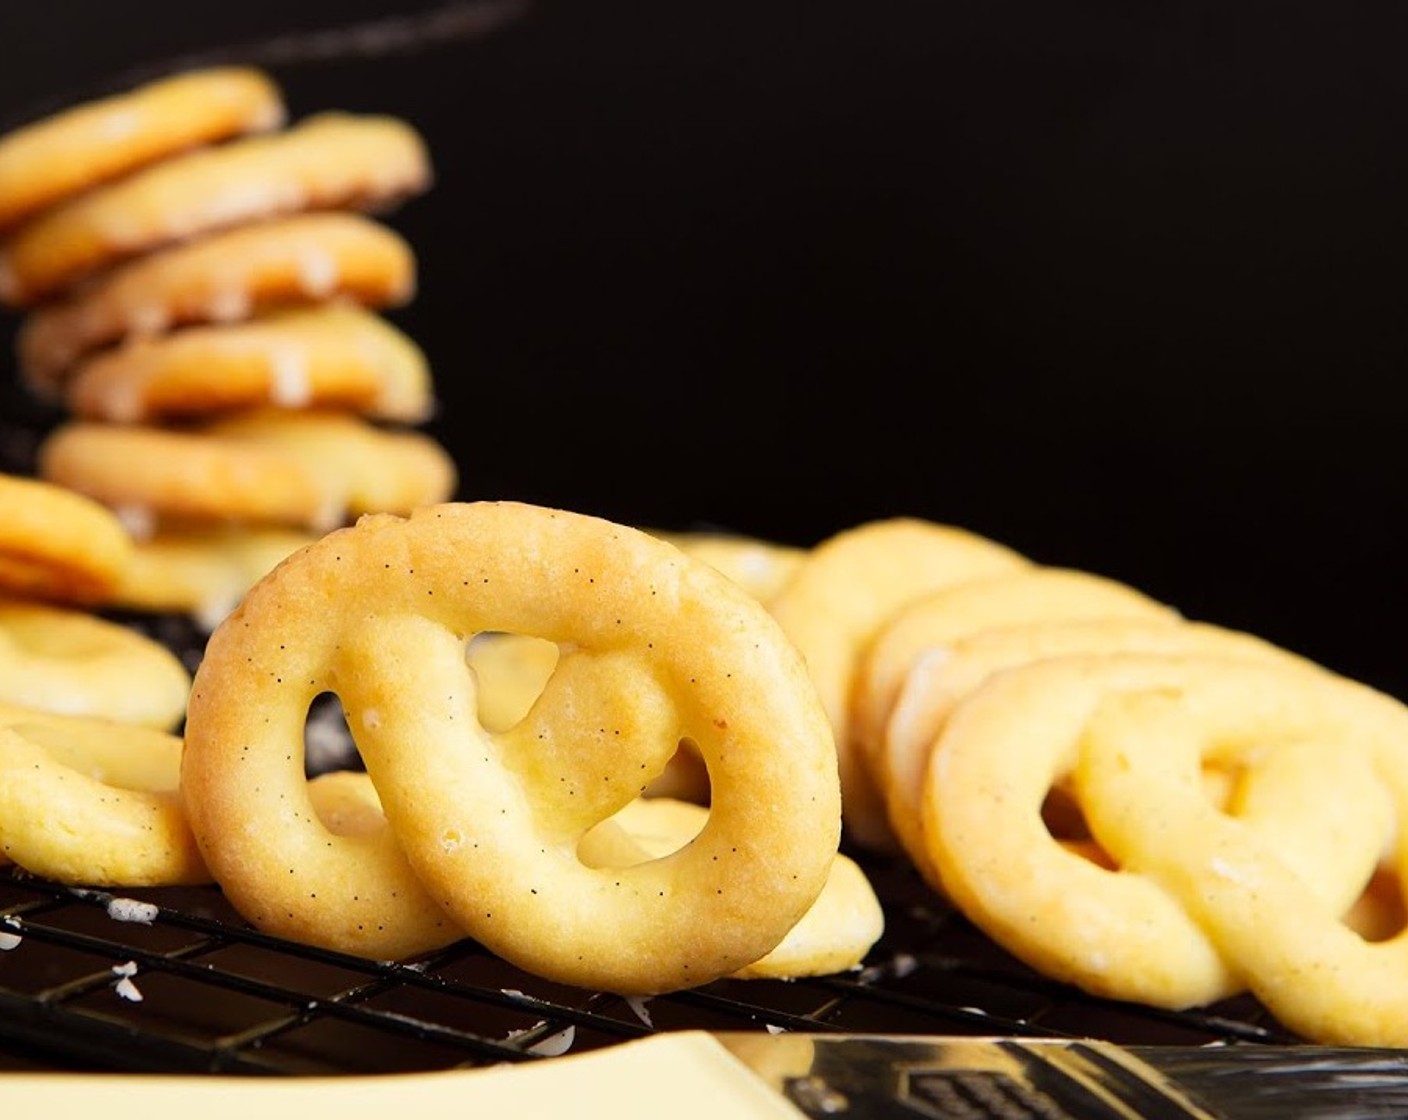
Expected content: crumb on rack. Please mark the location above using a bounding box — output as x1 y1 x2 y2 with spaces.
106 896 159 924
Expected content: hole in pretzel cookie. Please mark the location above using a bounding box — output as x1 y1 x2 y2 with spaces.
1344 865 1408 944
462 631 711 807
1041 783 1093 843
1042 762 1240 871
644 735 711 806
577 797 709 870
304 691 359 777
463 631 560 733
1041 788 1116 870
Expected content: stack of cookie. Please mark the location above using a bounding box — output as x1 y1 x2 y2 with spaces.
0 66 458 630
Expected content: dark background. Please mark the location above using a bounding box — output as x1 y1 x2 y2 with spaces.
2 1 1406 697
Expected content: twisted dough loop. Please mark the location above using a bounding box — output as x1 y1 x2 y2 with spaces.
182 502 841 991
881 617 1319 884
924 653 1394 1012
64 303 433 424
1078 679 1408 1046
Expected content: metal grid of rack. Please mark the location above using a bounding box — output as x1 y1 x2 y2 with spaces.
0 848 1293 1075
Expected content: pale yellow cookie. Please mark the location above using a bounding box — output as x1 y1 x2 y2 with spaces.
579 797 884 980
0 702 207 885
878 616 1319 885
19 212 417 391
111 522 320 631
0 66 285 236
0 471 134 604
927 652 1408 1046
182 502 840 987
63 303 433 424
0 597 191 729
0 111 431 306
767 517 1031 851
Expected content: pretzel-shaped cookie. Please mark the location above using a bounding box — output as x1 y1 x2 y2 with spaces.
767 517 1031 851
0 703 206 885
880 617 1317 884
41 410 451 539
1076 675 1408 1046
182 502 840 991
924 653 1393 1014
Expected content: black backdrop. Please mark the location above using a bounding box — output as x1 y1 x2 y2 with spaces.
2 1 1406 697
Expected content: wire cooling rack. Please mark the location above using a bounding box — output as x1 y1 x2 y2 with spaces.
0 839 1295 1075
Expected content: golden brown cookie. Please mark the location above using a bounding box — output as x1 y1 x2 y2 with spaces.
0 598 191 729
38 421 346 533
0 111 431 306
926 651 1408 1046
923 654 1386 1011
1076 682 1408 1047
182 501 841 986
0 67 285 236
40 409 454 536
19 212 417 391
0 470 134 604
201 408 457 515
64 303 434 424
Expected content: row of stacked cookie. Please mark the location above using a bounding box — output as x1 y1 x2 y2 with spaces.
0 66 457 630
